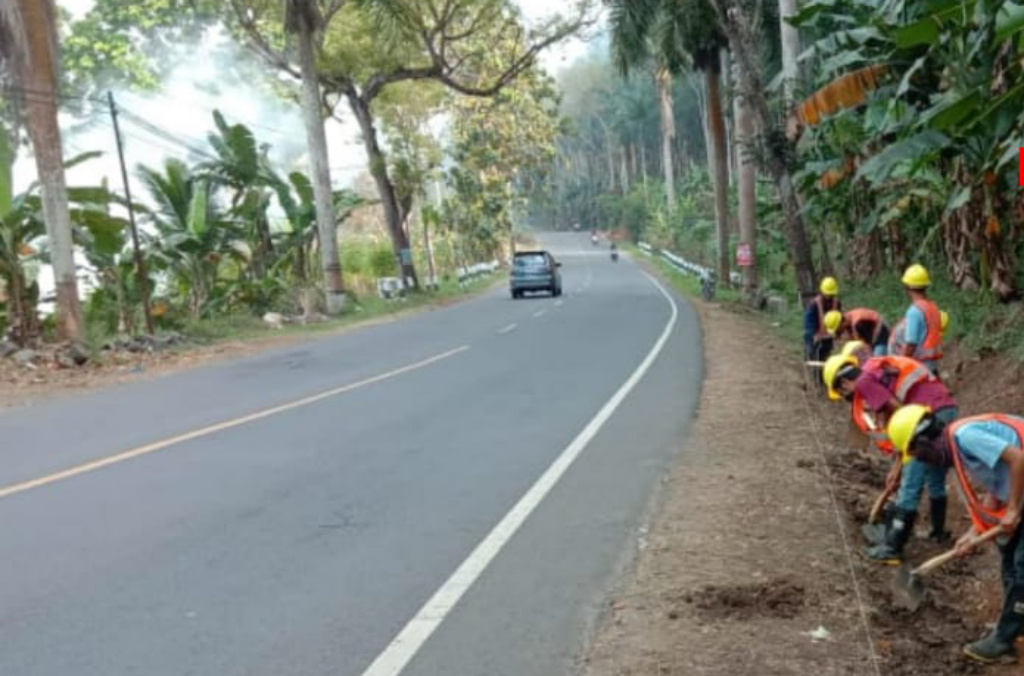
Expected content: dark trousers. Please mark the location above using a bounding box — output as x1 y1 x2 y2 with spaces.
806 339 833 390
996 525 1024 644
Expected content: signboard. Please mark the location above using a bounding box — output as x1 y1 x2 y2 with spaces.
736 242 754 267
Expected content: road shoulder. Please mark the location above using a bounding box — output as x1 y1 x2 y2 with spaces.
581 300 876 675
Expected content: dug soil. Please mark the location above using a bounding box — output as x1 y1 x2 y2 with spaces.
581 297 1021 675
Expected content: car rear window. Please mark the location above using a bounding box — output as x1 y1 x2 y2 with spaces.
514 254 549 269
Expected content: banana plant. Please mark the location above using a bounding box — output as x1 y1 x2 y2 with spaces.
139 158 248 317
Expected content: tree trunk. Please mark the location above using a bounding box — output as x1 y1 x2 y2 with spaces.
18 0 82 340
422 199 437 288
721 50 737 188
734 88 757 297
348 94 420 289
294 15 345 313
639 143 649 193
619 146 630 194
712 0 817 297
778 0 802 103
705 66 731 284
657 69 677 214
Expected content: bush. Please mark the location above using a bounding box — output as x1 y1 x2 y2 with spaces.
368 245 398 278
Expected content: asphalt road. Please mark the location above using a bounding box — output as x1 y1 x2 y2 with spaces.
0 233 702 676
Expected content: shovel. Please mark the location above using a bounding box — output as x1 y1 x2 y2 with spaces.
892 527 1004 610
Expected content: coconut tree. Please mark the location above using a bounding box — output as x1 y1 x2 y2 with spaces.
0 0 83 339
607 0 732 282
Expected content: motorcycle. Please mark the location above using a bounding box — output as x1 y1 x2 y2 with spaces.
700 270 716 301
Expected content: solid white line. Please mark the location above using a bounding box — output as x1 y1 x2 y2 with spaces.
497 323 517 335
0 346 471 500
532 309 547 318
358 272 678 676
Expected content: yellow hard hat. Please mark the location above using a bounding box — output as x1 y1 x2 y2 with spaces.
822 354 858 401
823 310 843 335
901 264 931 289
887 404 932 465
840 340 867 359
940 310 949 332
820 276 839 296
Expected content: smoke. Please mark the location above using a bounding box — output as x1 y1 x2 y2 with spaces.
12 28 368 308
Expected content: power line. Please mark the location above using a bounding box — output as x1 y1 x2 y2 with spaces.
3 83 106 105
117 107 218 161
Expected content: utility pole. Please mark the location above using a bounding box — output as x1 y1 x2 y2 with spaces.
107 91 155 335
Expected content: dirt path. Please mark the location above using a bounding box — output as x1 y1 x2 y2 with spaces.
581 298 1020 675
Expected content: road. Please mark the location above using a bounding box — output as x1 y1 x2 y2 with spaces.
0 233 702 676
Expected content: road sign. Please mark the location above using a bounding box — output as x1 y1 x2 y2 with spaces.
736 242 754 267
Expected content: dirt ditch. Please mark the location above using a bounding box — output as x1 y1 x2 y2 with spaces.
681 579 809 621
582 297 1021 676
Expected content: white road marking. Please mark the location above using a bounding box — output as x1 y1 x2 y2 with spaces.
532 309 547 318
358 272 678 676
554 300 564 307
496 323 518 335
0 346 471 500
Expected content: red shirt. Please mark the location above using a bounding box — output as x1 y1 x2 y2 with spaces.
855 359 956 412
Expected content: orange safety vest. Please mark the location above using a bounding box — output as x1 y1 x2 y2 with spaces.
845 308 883 343
912 299 943 360
947 414 1024 533
851 356 935 455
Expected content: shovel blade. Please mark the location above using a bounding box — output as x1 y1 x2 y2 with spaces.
892 565 926 611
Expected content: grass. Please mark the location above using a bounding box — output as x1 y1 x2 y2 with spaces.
720 269 1024 363
627 245 744 304
91 275 501 349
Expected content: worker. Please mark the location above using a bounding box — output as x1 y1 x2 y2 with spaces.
824 308 890 356
823 353 958 563
899 264 943 375
888 405 1024 665
840 339 872 364
804 277 841 378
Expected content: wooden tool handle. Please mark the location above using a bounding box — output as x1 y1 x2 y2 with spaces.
913 527 1005 576
868 490 890 524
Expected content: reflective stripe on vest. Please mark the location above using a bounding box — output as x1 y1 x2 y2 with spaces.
947 414 1024 533
913 299 943 360
846 308 883 344
867 355 934 402
851 393 895 455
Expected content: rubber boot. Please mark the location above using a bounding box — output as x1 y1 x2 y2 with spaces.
866 508 916 564
862 502 895 546
964 631 1019 665
927 497 951 544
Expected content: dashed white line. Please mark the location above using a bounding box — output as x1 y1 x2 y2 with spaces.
532 309 547 318
357 272 678 676
497 323 517 335
554 300 564 307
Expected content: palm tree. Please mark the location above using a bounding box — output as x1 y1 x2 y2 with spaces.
608 0 732 283
0 0 83 340
283 0 345 313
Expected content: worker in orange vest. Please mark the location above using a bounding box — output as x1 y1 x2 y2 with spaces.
823 308 890 356
803 277 841 383
823 354 958 563
889 406 1024 665
899 264 943 375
